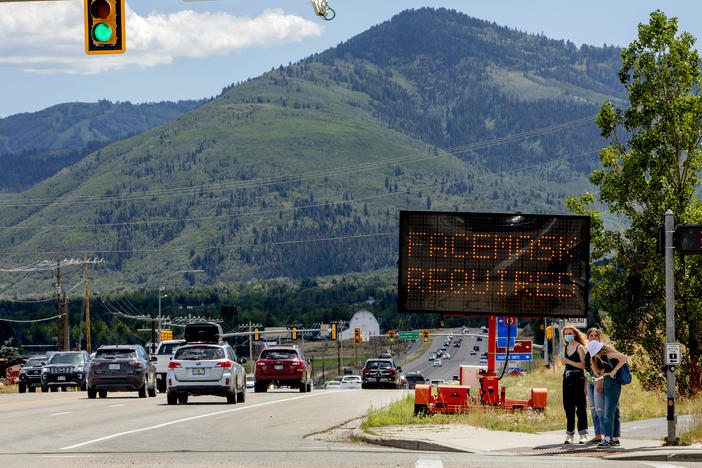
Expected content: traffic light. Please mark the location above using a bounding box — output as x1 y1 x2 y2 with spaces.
354 328 361 344
331 323 337 341
254 328 260 341
160 329 172 341
388 329 395 344
422 329 430 342
84 0 126 55
291 327 297 340
546 326 553 340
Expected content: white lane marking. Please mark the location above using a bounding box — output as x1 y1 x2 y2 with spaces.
50 412 72 416
416 456 443 468
60 392 335 450
110 404 126 408
640 463 685 468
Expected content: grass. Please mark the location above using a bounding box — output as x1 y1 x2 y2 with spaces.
0 383 17 394
361 364 702 441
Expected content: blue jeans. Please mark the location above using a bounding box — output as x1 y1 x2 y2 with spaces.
586 380 604 435
602 375 621 438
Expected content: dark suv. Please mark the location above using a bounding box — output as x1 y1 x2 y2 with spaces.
18 355 48 393
254 346 312 393
404 371 426 389
41 351 90 392
87 345 157 399
361 358 401 389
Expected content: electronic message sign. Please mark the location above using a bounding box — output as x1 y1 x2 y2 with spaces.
398 211 590 318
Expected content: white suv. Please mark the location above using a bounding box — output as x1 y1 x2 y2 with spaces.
154 340 186 393
166 343 246 405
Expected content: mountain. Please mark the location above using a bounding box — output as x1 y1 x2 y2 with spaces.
0 8 624 296
0 99 205 192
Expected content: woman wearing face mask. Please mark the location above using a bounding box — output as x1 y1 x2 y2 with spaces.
585 328 604 444
588 339 628 448
559 325 588 444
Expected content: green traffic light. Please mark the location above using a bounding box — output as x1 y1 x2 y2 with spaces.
92 22 113 42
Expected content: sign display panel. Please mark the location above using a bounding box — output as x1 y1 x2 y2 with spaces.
398 211 590 318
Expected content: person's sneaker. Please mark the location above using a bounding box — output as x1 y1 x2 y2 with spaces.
564 434 574 444
587 437 603 445
609 439 620 447
577 434 586 444
597 440 612 448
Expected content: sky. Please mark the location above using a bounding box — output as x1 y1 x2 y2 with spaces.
0 0 701 118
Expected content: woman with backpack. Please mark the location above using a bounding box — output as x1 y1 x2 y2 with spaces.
584 328 604 444
587 340 629 448
559 325 589 444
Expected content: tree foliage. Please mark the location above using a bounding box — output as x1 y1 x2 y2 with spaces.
567 10 702 395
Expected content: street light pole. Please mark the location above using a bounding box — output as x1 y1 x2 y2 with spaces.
157 269 204 342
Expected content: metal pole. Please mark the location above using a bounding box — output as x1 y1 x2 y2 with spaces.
543 317 549 367
665 209 678 444
63 293 69 350
84 254 91 354
248 321 253 364
158 287 162 341
57 262 61 351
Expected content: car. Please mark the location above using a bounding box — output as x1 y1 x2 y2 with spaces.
452 374 460 382
479 356 488 364
398 374 408 389
433 359 442 367
322 380 341 389
152 339 186 392
442 353 451 360
428 354 436 361
429 379 444 386
167 342 246 404
473 345 480 351
18 355 47 393
454 342 461 348
41 351 90 392
254 346 312 393
361 358 401 389
470 351 477 356
405 372 425 389
476 336 482 342
481 326 488 333
378 353 393 360
340 375 362 389
87 345 157 399
246 374 255 388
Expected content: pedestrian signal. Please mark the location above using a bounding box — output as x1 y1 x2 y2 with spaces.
160 330 172 341
85 0 125 55
388 329 395 343
354 328 361 344
254 328 260 341
546 326 553 340
422 329 430 342
292 327 297 340
331 323 337 341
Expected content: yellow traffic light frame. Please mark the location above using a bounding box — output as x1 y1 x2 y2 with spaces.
85 0 125 55
353 328 361 344
388 329 395 344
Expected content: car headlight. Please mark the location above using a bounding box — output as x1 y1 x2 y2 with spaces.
74 366 84 372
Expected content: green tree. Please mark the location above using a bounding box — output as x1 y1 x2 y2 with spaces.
567 11 702 395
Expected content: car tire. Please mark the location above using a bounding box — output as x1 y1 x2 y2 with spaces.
361 382 368 390
28 386 36 393
158 378 167 393
18 382 26 393
99 389 107 398
306 382 312 392
299 381 306 393
41 385 48 392
138 384 147 398
177 394 188 404
167 393 178 405
254 381 267 393
50 387 58 392
148 382 157 397
226 392 237 404
237 386 246 403
87 387 97 399
61 386 67 392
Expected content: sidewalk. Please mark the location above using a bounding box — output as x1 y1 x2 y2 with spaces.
354 417 702 462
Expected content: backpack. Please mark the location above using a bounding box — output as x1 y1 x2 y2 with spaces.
604 355 632 385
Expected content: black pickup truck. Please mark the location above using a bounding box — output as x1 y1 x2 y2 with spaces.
361 358 401 389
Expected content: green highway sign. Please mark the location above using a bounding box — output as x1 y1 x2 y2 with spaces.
397 331 420 340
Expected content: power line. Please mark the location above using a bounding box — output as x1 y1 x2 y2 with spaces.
0 312 65 323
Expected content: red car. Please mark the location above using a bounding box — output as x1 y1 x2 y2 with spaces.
254 346 312 393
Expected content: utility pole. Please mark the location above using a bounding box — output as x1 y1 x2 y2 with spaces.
322 341 326 384
664 209 678 445
56 261 62 351
63 292 69 350
84 254 91 353
248 321 253 364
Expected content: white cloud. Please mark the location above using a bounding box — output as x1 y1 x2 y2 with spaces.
0 3 323 74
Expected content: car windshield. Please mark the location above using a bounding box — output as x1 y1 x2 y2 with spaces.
260 350 298 360
365 360 392 369
49 353 83 365
343 376 361 382
174 346 225 360
158 343 184 355
406 375 424 382
96 349 136 359
25 358 45 367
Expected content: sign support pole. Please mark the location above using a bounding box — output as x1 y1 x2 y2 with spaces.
665 209 678 445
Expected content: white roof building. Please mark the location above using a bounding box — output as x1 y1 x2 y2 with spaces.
340 309 380 340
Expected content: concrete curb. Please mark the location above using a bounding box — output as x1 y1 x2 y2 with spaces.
605 450 702 462
352 429 470 453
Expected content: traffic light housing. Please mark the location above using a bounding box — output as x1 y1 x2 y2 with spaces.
291 327 297 340
388 329 395 344
160 329 172 341
422 329 430 342
254 328 260 341
354 328 361 344
85 0 125 55
546 326 553 340
331 323 337 341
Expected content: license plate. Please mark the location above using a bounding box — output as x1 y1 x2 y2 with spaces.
192 368 205 375
109 364 120 370
274 365 283 370
57 376 66 381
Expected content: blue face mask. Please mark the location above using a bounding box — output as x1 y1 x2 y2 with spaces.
564 335 574 343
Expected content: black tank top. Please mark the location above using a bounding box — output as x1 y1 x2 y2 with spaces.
565 344 583 371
